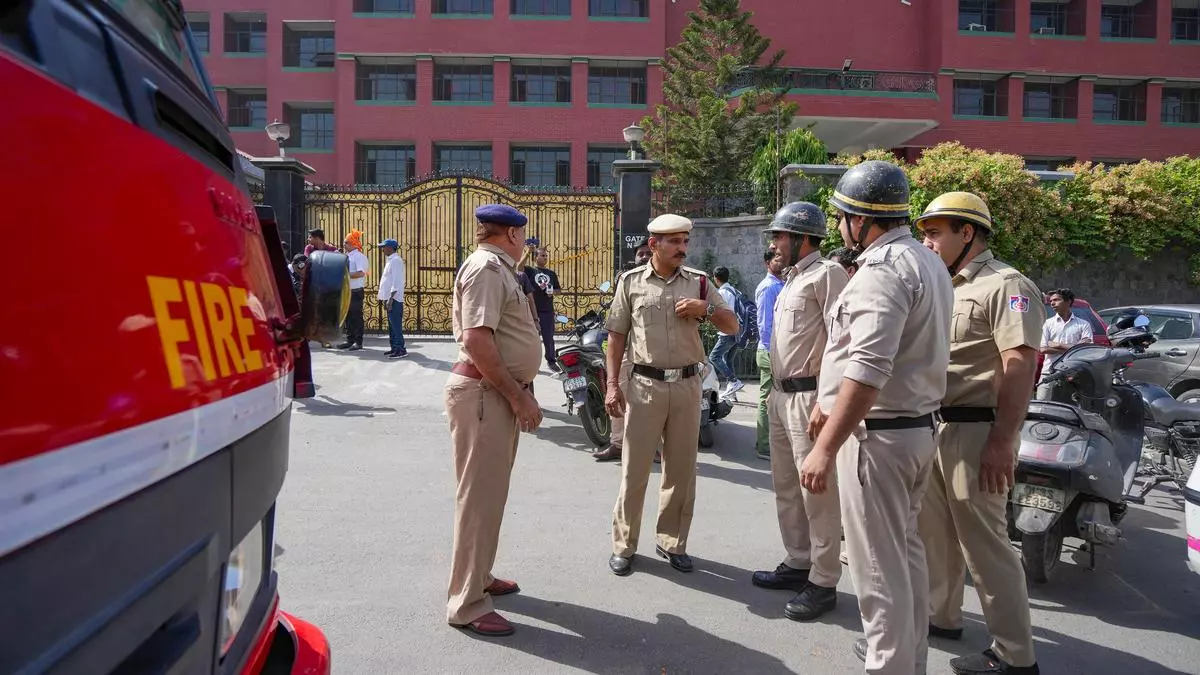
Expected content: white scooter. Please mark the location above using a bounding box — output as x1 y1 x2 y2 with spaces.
699 361 735 448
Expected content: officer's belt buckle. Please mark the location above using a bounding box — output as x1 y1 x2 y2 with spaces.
662 368 683 383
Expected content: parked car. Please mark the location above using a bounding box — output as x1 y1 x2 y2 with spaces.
1035 296 1111 381
1096 305 1200 403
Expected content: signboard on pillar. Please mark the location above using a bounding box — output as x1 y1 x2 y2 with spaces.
612 159 660 268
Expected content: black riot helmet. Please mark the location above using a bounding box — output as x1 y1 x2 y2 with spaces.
828 160 911 250
763 201 827 238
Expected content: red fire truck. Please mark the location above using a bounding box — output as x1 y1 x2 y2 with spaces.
1 1 339 673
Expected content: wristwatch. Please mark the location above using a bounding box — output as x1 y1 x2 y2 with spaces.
704 303 717 320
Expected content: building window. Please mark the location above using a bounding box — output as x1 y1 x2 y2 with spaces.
284 104 334 149
1093 83 1146 122
1162 87 1200 124
227 89 266 129
433 0 492 13
434 61 494 102
959 0 1014 31
588 65 647 105
283 25 334 68
223 13 266 54
435 144 493 174
1100 1 1155 38
187 12 209 53
589 0 648 18
1173 4 1200 40
354 0 414 11
1023 80 1076 119
511 62 571 103
356 59 416 101
587 147 624 190
511 146 570 186
356 145 416 185
513 0 570 15
953 75 1007 117
1024 157 1074 171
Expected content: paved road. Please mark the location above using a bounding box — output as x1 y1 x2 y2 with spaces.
275 337 1200 674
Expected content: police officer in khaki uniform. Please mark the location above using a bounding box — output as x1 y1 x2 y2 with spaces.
604 214 738 576
916 193 1043 675
752 202 850 622
444 204 543 637
798 161 954 674
593 239 654 462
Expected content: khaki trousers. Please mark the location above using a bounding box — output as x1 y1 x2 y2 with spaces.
612 373 701 556
918 422 1036 667
769 389 842 587
840 426 937 675
609 357 633 447
444 374 520 625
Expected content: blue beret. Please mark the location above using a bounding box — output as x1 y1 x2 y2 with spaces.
475 204 527 227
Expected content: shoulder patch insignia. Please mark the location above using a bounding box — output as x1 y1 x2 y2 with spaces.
1008 294 1030 312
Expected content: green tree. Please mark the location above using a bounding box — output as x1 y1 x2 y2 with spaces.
749 127 827 211
642 0 795 193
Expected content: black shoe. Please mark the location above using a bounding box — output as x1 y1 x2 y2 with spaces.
930 623 964 640
751 563 809 591
784 583 837 621
383 349 397 357
950 649 1040 675
853 638 867 662
347 343 362 351
389 349 408 359
336 342 354 350
592 445 621 462
609 554 632 576
655 545 693 572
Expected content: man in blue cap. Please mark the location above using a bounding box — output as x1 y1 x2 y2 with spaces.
376 238 407 358
445 203 543 637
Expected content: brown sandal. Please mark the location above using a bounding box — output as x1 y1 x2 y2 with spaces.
452 611 514 636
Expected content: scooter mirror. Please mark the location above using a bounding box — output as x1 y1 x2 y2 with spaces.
598 280 612 293
1133 314 1150 328
555 314 570 324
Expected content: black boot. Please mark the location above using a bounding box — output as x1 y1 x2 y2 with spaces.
751 563 809 591
950 649 1039 675
783 583 837 621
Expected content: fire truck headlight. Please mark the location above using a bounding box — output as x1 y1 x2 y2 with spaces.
219 520 268 656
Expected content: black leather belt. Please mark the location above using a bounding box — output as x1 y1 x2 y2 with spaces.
775 376 818 393
633 363 700 382
864 413 935 431
937 406 996 423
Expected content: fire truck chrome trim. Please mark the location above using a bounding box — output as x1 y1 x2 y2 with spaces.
0 376 291 558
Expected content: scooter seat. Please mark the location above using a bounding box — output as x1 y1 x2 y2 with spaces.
1149 396 1200 426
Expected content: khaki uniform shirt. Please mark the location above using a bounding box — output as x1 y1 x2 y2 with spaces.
452 243 542 383
945 250 1045 407
606 264 730 369
818 228 954 418
770 251 850 380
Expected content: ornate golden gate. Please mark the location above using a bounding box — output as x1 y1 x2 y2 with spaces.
305 175 619 334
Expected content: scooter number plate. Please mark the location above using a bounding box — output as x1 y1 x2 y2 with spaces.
563 376 588 392
1012 484 1066 513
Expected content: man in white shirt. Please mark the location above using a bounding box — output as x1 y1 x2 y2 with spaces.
1040 288 1093 362
710 266 744 396
339 230 370 351
377 238 408 359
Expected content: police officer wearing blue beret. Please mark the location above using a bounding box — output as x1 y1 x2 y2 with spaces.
445 203 543 637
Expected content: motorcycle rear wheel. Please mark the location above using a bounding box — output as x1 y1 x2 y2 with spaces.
698 424 714 448
580 377 611 447
1020 526 1064 584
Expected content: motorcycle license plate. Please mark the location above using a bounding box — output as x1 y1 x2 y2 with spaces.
564 376 588 392
1012 483 1066 513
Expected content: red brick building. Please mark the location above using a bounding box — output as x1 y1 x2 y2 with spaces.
187 0 1200 184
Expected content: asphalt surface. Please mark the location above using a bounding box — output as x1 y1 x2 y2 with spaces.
276 337 1200 674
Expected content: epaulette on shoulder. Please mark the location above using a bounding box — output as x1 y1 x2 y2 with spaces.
681 265 708 277
858 247 893 267
619 264 646 282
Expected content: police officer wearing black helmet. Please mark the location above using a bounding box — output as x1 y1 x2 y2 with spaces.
752 202 851 623
798 161 954 674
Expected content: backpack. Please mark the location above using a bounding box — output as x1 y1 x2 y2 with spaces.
731 287 759 349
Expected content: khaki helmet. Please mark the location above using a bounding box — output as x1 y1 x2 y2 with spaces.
915 191 995 235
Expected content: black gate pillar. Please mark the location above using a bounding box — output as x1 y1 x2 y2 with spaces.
250 156 316 258
612 158 661 269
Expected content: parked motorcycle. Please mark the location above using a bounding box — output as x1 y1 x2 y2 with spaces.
698 361 735 448
1008 333 1160 582
1107 312 1200 504
554 281 612 447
